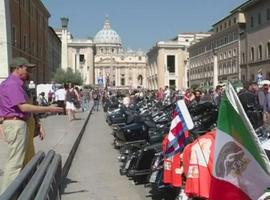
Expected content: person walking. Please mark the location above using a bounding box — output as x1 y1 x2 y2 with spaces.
65 83 80 121
55 85 67 115
0 57 63 194
92 89 100 111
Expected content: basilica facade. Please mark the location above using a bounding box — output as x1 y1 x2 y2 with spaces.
57 18 147 88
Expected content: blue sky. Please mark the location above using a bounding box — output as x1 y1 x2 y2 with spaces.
42 0 246 51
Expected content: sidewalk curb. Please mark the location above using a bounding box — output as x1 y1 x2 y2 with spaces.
62 105 94 180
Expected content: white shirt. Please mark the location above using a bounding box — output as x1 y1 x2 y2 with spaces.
55 88 66 101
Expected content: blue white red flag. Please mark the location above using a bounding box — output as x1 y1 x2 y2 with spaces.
164 100 194 158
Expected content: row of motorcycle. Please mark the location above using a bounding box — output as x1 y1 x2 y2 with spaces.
104 94 270 200
104 96 218 200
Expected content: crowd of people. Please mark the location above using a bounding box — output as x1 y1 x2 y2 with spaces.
0 57 269 196
36 83 103 120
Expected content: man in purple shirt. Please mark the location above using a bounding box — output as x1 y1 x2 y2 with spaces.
0 57 63 194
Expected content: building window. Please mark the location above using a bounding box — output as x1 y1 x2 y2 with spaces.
121 78 125 86
242 52 245 63
251 16 254 27
228 50 232 58
251 47 255 61
267 72 270 80
233 48 237 56
223 63 227 74
40 47 43 57
32 42 35 55
233 17 237 24
167 55 175 73
251 74 255 81
22 0 26 8
138 56 142 61
233 32 238 40
232 60 237 73
224 52 227 59
23 35 27 51
11 26 16 46
219 54 223 60
258 12 262 25
267 8 270 21
267 42 270 58
219 64 222 75
258 45 263 60
79 54 85 63
228 19 231 26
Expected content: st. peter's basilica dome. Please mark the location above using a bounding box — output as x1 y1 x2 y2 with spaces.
94 19 122 45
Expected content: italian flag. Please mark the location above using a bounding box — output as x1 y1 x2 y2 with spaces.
209 83 270 200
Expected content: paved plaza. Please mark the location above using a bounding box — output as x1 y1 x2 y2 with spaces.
0 106 154 200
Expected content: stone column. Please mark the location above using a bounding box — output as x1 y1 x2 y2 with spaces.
213 52 218 88
0 0 11 83
115 67 118 86
184 60 189 89
102 68 106 87
125 67 129 87
132 66 137 88
75 49 80 71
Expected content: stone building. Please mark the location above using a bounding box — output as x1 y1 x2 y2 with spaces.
9 0 50 83
189 0 270 87
48 27 61 76
93 19 146 88
239 0 270 81
189 11 245 88
147 33 210 90
57 18 147 87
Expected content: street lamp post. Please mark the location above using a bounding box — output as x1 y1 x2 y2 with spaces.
184 58 189 89
213 49 218 88
61 17 69 70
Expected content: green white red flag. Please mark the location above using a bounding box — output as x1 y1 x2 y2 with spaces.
209 83 270 200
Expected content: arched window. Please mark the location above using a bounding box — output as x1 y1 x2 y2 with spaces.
258 45 263 60
137 75 143 85
267 42 270 58
251 47 255 61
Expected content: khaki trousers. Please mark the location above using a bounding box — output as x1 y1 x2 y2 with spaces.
0 120 28 194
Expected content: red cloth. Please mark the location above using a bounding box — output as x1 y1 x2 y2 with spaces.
183 130 216 199
163 153 183 187
162 135 183 187
209 177 251 200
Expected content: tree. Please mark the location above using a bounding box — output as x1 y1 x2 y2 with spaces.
53 68 83 85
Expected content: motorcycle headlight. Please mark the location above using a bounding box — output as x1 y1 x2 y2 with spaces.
127 129 131 133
